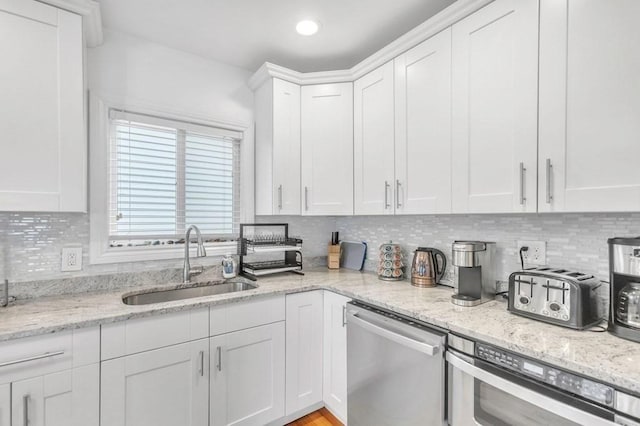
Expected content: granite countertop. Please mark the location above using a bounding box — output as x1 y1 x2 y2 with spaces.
1 268 639 395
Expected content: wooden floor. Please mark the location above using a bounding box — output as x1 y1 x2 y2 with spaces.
287 408 344 426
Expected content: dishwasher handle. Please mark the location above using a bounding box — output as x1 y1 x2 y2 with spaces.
347 310 439 356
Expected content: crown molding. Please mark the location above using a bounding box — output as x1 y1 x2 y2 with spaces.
248 0 494 90
248 62 352 90
38 0 103 47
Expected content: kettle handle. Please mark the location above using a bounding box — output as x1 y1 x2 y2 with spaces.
433 249 447 283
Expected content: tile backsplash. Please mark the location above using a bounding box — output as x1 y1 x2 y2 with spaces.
2 211 639 289
335 213 640 284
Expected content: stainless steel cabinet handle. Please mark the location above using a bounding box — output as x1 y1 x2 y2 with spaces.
304 187 309 211
519 162 526 205
278 185 283 210
384 181 390 209
348 311 439 356
216 346 222 371
0 350 64 368
546 159 553 203
342 305 347 327
23 394 29 426
198 350 204 377
396 180 402 208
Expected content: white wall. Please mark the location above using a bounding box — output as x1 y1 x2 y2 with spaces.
0 30 256 283
88 30 254 126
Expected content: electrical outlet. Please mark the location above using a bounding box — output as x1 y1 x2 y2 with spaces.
517 240 546 267
61 247 83 272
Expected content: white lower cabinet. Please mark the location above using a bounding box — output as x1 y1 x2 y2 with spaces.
100 339 209 426
10 364 99 426
0 383 8 426
322 291 351 423
285 291 324 415
210 322 285 426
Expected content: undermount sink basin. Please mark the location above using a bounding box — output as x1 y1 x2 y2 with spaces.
123 281 258 305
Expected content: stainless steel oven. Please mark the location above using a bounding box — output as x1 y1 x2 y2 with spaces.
447 335 640 426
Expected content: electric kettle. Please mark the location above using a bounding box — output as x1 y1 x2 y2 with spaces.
411 247 447 287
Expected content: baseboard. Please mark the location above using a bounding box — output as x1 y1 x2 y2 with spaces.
267 401 325 426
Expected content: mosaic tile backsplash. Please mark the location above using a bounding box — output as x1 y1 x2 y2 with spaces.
335 213 640 285
2 212 639 290
0 213 335 284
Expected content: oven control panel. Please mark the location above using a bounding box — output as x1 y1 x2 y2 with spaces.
476 343 614 407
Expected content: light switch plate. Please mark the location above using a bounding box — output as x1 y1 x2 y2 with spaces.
61 247 83 272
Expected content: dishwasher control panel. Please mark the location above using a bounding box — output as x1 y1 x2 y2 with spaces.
477 343 614 407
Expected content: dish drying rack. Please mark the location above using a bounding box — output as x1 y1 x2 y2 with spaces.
238 223 304 280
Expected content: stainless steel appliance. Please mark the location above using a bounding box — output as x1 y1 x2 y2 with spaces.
447 334 640 426
609 237 640 342
411 247 447 287
507 266 604 329
346 302 446 425
451 241 496 306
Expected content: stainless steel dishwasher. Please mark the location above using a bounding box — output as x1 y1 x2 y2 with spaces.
346 301 446 425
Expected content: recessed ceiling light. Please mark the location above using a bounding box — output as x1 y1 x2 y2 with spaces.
296 20 319 36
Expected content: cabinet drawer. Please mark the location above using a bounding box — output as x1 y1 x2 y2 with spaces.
210 295 285 336
0 327 99 385
101 308 209 360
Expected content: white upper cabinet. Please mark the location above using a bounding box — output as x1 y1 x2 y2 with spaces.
394 28 453 214
255 78 301 215
0 0 85 212
538 0 640 212
354 61 395 215
301 83 354 216
451 0 539 213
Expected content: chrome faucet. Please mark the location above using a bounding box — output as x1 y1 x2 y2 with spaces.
183 225 207 283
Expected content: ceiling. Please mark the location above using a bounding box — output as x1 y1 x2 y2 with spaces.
99 0 456 72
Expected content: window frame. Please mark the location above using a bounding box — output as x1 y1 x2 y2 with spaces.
89 93 252 264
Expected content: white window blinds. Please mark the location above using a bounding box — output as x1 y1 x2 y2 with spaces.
109 109 241 242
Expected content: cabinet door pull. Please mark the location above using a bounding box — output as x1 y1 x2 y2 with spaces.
278 185 283 210
23 394 29 426
396 180 402 209
216 346 222 371
342 305 347 327
304 187 309 211
546 159 553 203
0 350 64 368
198 350 204 377
519 162 526 205
384 181 391 209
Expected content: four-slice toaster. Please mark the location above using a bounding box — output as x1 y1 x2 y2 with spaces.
508 267 604 329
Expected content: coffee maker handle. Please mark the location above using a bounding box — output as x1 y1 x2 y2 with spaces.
433 249 447 283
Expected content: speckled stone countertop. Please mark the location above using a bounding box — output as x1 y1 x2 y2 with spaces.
1 268 639 395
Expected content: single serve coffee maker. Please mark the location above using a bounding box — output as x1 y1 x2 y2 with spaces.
451 241 496 306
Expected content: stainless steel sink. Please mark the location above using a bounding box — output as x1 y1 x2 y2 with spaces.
122 281 257 305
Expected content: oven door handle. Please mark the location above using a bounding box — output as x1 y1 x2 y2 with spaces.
347 311 439 356
446 352 616 426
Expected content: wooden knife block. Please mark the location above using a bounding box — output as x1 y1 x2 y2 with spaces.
328 244 341 269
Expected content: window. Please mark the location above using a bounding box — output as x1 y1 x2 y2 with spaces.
107 109 241 247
